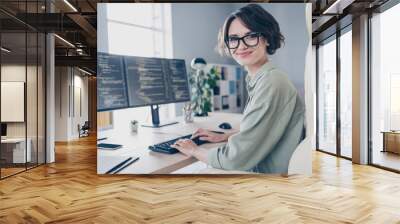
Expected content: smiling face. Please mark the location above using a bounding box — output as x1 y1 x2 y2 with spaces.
228 18 268 67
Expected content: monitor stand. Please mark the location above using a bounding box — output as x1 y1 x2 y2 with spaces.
141 105 178 128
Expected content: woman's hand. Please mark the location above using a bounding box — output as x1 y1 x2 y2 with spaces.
191 128 228 143
171 139 198 157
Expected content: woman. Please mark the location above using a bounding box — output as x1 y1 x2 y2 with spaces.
172 4 305 174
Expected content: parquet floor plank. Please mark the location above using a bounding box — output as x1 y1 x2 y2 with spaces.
1 135 400 223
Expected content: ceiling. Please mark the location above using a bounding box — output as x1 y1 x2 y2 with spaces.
0 0 392 75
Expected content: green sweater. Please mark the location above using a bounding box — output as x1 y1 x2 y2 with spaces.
207 61 305 174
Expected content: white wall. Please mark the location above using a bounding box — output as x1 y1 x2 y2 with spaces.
171 3 236 66
55 67 89 141
55 67 68 141
288 4 313 175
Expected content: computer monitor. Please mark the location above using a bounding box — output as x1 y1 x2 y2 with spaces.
97 52 191 127
1 123 7 138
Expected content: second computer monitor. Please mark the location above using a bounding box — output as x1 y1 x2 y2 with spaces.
125 57 190 107
97 52 191 112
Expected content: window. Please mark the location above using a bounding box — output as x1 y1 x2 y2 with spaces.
371 2 400 171
316 23 353 159
339 27 352 158
105 3 172 59
97 3 175 137
317 35 337 155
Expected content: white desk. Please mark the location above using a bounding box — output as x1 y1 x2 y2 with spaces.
97 112 241 174
1 138 31 163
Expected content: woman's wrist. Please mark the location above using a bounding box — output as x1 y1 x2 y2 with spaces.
191 147 209 163
223 133 230 141
189 147 197 157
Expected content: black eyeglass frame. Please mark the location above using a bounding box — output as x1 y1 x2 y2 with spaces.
225 32 264 50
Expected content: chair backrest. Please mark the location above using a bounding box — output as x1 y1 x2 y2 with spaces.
82 121 90 129
288 127 312 176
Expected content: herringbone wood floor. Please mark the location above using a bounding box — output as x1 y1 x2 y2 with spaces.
1 135 400 223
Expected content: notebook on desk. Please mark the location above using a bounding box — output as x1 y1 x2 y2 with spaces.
97 143 123 150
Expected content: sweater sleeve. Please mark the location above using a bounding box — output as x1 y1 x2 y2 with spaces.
207 74 297 171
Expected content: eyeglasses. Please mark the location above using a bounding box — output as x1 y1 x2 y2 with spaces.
225 32 263 50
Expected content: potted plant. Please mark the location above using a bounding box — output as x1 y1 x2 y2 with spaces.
189 58 220 116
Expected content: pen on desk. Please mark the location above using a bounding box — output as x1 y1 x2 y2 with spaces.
105 157 132 174
113 157 140 174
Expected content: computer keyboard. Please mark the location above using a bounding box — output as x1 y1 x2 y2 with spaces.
148 131 224 154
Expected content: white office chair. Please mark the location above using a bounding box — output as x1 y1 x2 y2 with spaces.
288 137 312 176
